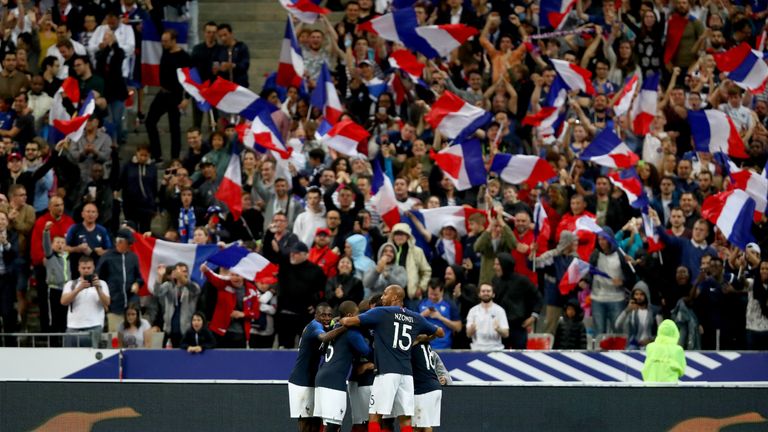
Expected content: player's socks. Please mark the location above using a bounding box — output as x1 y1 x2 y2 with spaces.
319 425 324 432
368 421 381 432
400 425 413 432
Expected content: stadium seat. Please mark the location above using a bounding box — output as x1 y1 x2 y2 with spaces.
526 333 554 350
596 334 628 351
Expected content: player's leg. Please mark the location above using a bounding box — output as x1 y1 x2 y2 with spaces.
380 417 396 432
368 374 398 432
393 375 415 432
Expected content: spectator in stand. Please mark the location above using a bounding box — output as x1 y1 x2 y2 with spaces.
3 93 37 149
293 187 327 247
323 180 365 240
97 229 143 332
588 228 635 336
0 210 19 344
615 282 662 350
181 311 216 353
325 256 364 311
200 263 254 348
191 21 221 128
42 220 71 335
118 145 157 233
93 19 130 144
68 117 111 184
263 177 303 232
0 51 30 101
87 11 135 82
556 194 597 261
247 274 278 348
152 263 201 348
554 300 587 350
117 303 152 348
364 242 408 298
308 227 340 279
27 75 53 131
61 256 110 348
388 223 431 308
276 241 327 348
72 55 104 96
492 252 542 349
474 208 516 286
52 0 85 37
417 278 462 349
466 283 509 351
262 211 300 265
213 23 250 88
745 261 768 350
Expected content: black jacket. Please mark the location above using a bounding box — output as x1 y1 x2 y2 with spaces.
492 253 542 326
277 260 327 315
97 249 143 313
95 43 128 102
180 327 217 351
325 273 364 310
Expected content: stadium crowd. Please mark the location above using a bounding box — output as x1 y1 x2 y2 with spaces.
0 0 767 354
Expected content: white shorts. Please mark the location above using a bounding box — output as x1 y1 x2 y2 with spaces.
413 390 442 428
288 383 315 418
369 373 414 417
312 386 347 424
348 382 372 424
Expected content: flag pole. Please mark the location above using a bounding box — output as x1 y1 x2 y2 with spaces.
617 247 636 273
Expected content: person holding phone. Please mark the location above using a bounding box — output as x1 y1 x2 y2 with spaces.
60 255 111 348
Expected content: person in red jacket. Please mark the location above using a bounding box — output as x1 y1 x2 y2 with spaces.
29 196 74 332
308 227 340 279
511 210 549 285
556 194 596 261
200 263 253 348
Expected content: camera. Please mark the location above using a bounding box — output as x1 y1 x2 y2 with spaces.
165 168 177 176
84 274 94 284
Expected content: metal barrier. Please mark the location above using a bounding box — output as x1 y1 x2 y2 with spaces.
0 332 94 348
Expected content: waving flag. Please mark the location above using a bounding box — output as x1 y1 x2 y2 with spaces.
524 77 567 137
701 190 757 250
430 139 486 190
372 157 400 228
279 0 330 23
575 215 616 246
310 62 343 125
540 0 577 30
425 90 492 142
388 49 426 84
580 128 639 169
664 13 693 65
729 169 768 220
199 77 275 120
413 24 478 58
206 245 278 280
323 119 370 156
388 72 407 105
277 18 305 89
490 154 557 186
559 258 610 295
607 168 649 208
687 110 748 158
243 110 293 159
414 206 468 236
357 8 422 46
49 77 80 129
176 67 211 111
630 72 660 135
533 199 551 242
613 75 639 117
214 145 243 221
132 236 219 296
365 77 388 99
141 18 188 86
53 91 95 142
551 59 595 95
713 43 768 94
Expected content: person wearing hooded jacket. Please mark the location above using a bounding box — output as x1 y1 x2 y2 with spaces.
388 223 431 306
536 230 580 336
492 252 542 349
363 242 408 297
615 281 662 350
325 256 364 311
587 226 636 336
642 319 686 383
118 144 157 233
345 233 374 279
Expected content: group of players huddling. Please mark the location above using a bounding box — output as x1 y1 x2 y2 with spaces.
288 284 451 432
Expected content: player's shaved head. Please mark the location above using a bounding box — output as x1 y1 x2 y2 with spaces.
383 285 405 306
339 300 359 317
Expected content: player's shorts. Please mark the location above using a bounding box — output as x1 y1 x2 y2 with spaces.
288 383 315 418
313 386 347 424
348 382 372 424
412 390 442 428
369 373 414 417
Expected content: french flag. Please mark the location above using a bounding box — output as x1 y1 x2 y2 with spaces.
701 190 757 250
176 67 211 111
413 24 478 58
276 18 305 90
575 215 615 247
551 59 595 95
141 18 188 87
607 168 649 209
687 110 748 158
559 258 609 295
323 119 370 156
579 128 639 169
199 77 275 121
489 154 557 187
713 42 768 94
522 106 565 136
388 49 426 84
729 169 768 220
365 77 388 100
215 145 243 221
613 74 639 117
310 62 343 125
279 0 330 24
371 157 401 228
388 73 407 106
414 206 468 236
357 8 420 46
48 77 80 129
132 236 219 296
243 110 293 159
540 0 577 30
429 139 487 191
630 72 660 135
533 199 551 242
206 245 278 281
425 90 492 142
53 91 95 143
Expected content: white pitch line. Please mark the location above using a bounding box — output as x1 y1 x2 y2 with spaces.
521 352 604 382
467 360 524 382
488 352 563 382
567 352 641 382
686 352 721 370
449 369 485 382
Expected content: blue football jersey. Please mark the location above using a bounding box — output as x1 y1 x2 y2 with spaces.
358 306 439 376
411 343 441 395
315 327 370 392
288 320 325 387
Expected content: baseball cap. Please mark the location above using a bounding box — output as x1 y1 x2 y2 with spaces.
315 227 331 237
746 242 761 255
7 152 21 161
290 242 309 253
359 59 374 67
199 157 214 166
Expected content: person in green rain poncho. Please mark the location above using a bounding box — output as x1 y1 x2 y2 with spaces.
642 319 686 383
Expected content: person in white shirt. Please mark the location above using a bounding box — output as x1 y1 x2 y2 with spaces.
292 187 327 246
466 284 509 351
27 76 53 131
87 11 135 79
46 23 87 79
61 255 111 348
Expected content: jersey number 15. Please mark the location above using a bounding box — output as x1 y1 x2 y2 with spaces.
392 322 412 351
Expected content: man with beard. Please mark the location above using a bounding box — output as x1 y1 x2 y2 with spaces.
465 283 509 351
